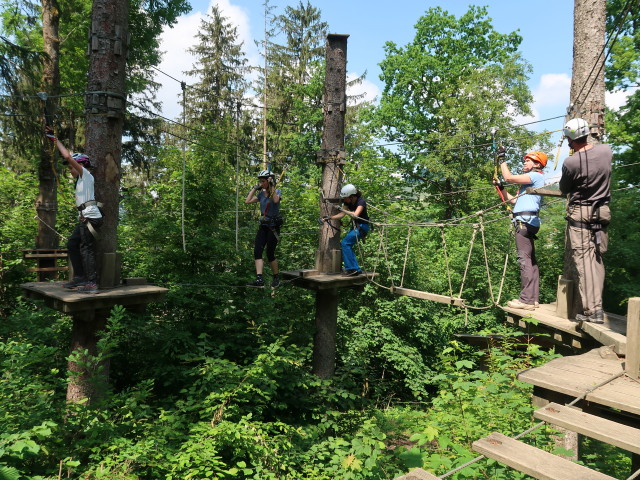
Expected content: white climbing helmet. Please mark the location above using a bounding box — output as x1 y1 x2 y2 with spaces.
72 153 91 167
340 184 357 198
258 169 274 179
563 118 590 140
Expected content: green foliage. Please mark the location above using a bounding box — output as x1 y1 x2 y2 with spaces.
0 2 638 479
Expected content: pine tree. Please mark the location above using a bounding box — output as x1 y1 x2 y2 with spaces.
260 1 328 172
184 5 249 127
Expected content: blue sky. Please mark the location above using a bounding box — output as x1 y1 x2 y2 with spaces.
154 0 632 172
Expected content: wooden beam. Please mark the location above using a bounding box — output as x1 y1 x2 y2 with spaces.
398 468 440 480
626 297 640 379
534 403 640 455
391 286 464 307
525 187 564 197
472 432 617 480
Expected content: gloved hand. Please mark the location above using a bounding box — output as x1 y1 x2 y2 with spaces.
321 215 330 221
254 184 261 190
492 178 503 189
44 126 56 141
496 145 506 164
268 177 275 186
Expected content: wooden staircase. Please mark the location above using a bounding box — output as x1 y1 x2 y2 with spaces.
470 400 640 479
394 298 640 480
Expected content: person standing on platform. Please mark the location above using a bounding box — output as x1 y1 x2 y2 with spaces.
559 118 612 324
494 148 547 310
46 126 103 294
245 169 282 288
323 184 370 276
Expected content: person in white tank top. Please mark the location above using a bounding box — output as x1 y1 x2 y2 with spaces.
46 127 103 293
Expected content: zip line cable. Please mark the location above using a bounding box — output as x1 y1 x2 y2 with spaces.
370 114 567 149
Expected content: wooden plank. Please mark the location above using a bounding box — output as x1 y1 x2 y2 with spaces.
23 253 69 259
391 286 464 307
27 267 69 272
503 304 588 337
472 432 616 480
534 403 640 454
627 298 640 379
405 468 440 480
525 187 564 197
581 321 627 356
22 249 68 254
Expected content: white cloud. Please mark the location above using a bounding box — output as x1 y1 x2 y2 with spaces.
347 73 380 105
533 73 571 108
606 87 638 111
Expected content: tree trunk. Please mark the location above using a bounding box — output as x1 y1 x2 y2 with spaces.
85 0 129 285
65 0 129 404
37 0 61 278
316 34 348 273
312 34 349 379
66 309 110 404
562 0 606 308
568 0 606 141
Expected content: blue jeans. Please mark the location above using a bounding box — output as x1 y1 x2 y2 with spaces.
341 224 370 272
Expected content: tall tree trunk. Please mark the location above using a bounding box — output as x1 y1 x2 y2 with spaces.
66 0 129 404
37 0 61 276
562 0 607 313
313 34 349 379
568 0 606 141
85 0 129 277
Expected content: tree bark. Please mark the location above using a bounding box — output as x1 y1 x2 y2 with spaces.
66 309 110 404
568 0 606 141
37 0 61 278
562 0 606 309
316 34 348 273
65 0 129 404
312 35 349 379
85 0 129 284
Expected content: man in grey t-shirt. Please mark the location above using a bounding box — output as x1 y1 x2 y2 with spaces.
559 118 612 324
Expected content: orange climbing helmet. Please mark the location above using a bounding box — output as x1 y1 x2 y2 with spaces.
524 151 548 168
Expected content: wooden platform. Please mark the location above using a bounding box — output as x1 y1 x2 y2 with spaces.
21 281 168 314
281 269 377 291
503 303 628 354
517 348 640 417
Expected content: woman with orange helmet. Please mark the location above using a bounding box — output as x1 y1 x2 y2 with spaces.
494 148 548 310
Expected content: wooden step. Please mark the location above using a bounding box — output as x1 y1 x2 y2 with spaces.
23 253 69 259
395 468 439 480
580 316 627 355
534 402 640 455
472 432 616 480
27 266 69 273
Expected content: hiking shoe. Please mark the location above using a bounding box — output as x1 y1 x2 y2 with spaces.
63 277 86 289
271 275 280 288
247 278 265 287
534 301 540 308
576 310 604 324
77 282 98 294
507 299 535 310
341 269 362 277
